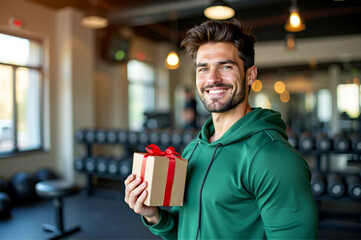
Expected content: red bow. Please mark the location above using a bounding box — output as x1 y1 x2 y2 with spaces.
141 144 181 206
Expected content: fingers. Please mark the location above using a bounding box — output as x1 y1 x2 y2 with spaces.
124 174 148 209
133 190 148 214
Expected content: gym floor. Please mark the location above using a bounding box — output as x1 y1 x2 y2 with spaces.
1 190 360 240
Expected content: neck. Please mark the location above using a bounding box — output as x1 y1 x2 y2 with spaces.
209 103 251 143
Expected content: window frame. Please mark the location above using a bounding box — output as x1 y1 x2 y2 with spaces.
127 59 156 131
0 31 45 158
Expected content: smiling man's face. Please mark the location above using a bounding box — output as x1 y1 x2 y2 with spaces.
196 42 247 113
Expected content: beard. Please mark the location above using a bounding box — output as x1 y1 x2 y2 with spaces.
198 77 247 113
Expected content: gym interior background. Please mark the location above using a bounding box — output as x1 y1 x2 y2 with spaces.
0 0 361 239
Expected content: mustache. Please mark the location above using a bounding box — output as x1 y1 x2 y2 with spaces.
201 83 233 92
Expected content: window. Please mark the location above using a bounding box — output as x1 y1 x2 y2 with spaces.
0 33 43 155
127 60 155 131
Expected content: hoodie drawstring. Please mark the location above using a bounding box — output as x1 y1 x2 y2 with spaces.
195 143 223 240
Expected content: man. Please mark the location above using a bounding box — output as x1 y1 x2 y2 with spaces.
183 86 198 130
124 19 318 239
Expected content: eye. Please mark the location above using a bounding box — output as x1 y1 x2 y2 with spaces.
222 65 232 70
198 67 207 73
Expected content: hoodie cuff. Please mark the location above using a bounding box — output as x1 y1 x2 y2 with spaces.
141 207 173 231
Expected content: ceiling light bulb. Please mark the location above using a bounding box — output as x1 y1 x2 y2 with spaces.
285 6 306 32
165 52 180 69
81 6 109 29
204 0 235 20
290 12 301 27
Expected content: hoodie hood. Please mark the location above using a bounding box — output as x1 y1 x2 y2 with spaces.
197 107 287 146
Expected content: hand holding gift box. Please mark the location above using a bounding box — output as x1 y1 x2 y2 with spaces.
132 144 188 206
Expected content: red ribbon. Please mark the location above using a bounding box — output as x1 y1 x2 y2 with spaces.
141 144 181 206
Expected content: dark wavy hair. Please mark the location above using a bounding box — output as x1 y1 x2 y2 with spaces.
181 19 256 72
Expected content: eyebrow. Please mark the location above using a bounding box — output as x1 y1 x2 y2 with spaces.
196 60 237 68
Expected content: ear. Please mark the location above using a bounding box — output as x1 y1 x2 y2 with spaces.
246 65 258 86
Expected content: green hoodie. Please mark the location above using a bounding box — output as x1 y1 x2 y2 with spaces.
143 108 318 239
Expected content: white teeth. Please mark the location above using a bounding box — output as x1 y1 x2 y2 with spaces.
209 89 227 94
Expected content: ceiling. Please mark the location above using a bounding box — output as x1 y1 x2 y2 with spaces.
25 0 361 44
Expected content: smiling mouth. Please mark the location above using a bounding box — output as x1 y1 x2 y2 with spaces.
208 89 227 94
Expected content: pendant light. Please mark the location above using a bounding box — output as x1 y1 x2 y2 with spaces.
285 0 305 32
81 0 109 29
204 0 235 20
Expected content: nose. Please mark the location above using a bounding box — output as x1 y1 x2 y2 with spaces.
208 67 221 84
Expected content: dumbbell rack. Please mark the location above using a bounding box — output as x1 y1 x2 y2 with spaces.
295 133 361 232
74 128 197 199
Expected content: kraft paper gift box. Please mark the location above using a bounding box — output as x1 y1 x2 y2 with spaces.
131 145 188 206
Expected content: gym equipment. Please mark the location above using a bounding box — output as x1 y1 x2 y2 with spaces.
85 129 96 144
75 129 86 143
74 157 85 172
8 171 37 204
0 192 12 218
310 171 326 196
35 180 81 239
159 129 171 148
345 174 361 199
287 132 298 149
128 131 138 147
96 156 108 176
0 178 8 193
149 130 160 145
106 130 118 144
117 130 128 145
84 157 96 174
138 131 149 146
95 129 107 143
316 132 331 152
107 157 119 177
35 168 58 182
349 132 361 153
327 173 345 198
171 130 183 148
333 133 350 152
299 132 314 152
119 158 131 179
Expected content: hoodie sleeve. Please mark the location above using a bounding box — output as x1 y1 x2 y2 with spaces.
249 140 318 239
142 207 179 239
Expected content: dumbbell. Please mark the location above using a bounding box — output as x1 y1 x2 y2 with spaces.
171 130 183 148
160 129 172 148
106 130 118 144
183 129 196 146
107 157 119 177
327 173 345 198
349 132 361 153
299 132 314 152
96 156 108 176
117 130 128 145
74 157 85 172
310 171 326 196
84 157 96 174
287 132 298 149
138 131 150 149
85 129 96 144
96 129 107 143
119 157 132 179
316 132 331 152
75 129 86 143
333 133 350 152
345 174 361 200
149 130 160 146
128 131 139 147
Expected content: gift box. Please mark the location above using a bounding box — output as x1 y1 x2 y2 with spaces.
132 144 188 206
